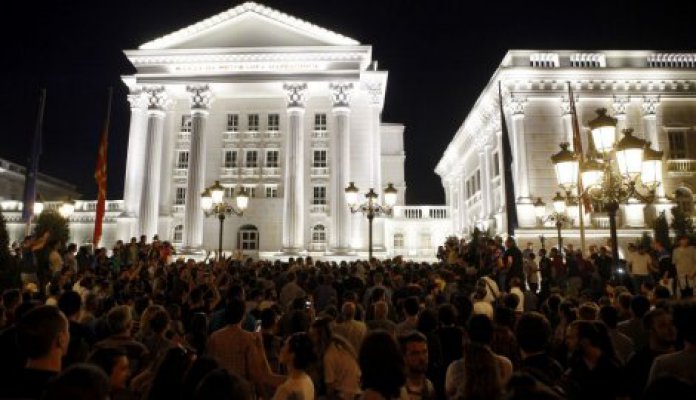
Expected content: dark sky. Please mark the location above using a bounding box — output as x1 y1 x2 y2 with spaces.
2 0 694 205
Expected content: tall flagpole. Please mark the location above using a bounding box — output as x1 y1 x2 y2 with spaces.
568 83 587 254
22 89 47 236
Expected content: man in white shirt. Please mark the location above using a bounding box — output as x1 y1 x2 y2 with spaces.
629 245 654 288
672 236 696 296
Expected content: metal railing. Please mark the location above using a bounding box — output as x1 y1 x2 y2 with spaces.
393 206 448 219
667 159 696 176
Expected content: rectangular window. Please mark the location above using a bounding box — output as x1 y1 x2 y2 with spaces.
175 187 186 205
312 150 327 168
248 114 259 132
240 230 258 250
224 187 235 198
176 151 189 169
466 181 471 199
266 151 279 168
245 151 258 168
227 114 239 132
181 115 192 132
244 185 257 198
267 114 279 131
394 234 405 249
668 130 687 159
314 113 327 131
265 186 278 198
313 186 327 205
420 233 431 249
476 170 481 192
493 152 500 177
224 151 238 168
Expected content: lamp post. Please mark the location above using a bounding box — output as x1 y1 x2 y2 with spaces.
201 180 249 261
534 193 572 256
550 108 662 274
345 182 398 260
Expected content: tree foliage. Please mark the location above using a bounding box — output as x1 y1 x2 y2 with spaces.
34 209 70 246
670 206 695 244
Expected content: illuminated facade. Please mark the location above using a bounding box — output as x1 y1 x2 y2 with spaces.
0 2 450 260
437 50 696 251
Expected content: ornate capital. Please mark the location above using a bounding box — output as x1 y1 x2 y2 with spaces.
612 95 630 116
283 83 307 109
330 82 353 108
127 88 144 109
186 85 212 111
642 95 660 116
508 95 527 116
143 86 168 111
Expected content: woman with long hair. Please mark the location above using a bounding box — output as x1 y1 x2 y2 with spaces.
359 330 406 400
274 332 318 400
145 346 194 400
459 343 503 400
310 317 361 399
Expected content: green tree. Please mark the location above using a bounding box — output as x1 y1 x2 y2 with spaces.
652 210 671 250
670 206 695 244
34 209 70 246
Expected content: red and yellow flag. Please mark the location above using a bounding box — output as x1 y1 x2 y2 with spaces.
93 88 113 248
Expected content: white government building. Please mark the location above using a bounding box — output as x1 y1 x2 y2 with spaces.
437 50 696 252
1 2 450 260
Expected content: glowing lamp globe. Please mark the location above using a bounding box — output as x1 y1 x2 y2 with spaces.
552 192 566 214
235 188 249 211
641 142 663 189
209 180 225 204
588 108 618 154
581 158 604 189
383 183 398 207
615 129 645 180
533 197 546 218
344 182 359 207
551 143 579 191
201 189 213 211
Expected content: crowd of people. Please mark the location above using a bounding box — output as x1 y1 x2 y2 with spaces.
0 231 694 400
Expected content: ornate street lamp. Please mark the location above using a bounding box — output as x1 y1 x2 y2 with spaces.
534 193 571 256
201 180 249 260
551 108 662 276
345 182 398 260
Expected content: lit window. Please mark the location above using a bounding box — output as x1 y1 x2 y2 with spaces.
224 151 238 168
238 225 259 250
419 233 431 249
173 225 183 242
393 233 405 248
181 115 192 132
668 130 687 159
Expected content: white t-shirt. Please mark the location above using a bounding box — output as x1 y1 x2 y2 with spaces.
630 252 652 276
324 343 361 398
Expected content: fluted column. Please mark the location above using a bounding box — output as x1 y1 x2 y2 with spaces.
329 83 353 253
138 87 167 239
281 83 307 253
560 97 573 147
123 89 146 218
457 176 468 234
365 79 385 250
182 85 212 250
482 144 494 218
510 96 535 228
643 95 667 199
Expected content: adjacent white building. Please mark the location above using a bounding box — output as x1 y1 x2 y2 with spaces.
2 2 450 260
437 50 696 251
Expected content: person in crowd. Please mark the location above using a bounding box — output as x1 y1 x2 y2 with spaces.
396 296 421 336
366 300 397 335
359 330 406 400
94 305 150 375
87 346 131 399
654 240 677 295
399 331 436 400
624 308 677 399
194 368 253 400
598 305 634 364
310 316 361 400
617 295 650 351
42 363 110 400
58 290 96 367
515 312 564 389
672 236 696 297
334 301 367 353
274 332 317 400
1 305 70 399
279 272 305 310
647 301 696 386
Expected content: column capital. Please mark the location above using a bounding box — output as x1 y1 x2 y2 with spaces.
283 83 308 109
612 95 631 116
127 89 145 110
186 84 213 112
330 82 353 109
143 86 169 113
642 95 660 117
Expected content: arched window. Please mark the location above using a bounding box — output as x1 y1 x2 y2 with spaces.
675 187 694 214
393 233 405 249
238 225 259 250
311 225 326 243
173 225 183 243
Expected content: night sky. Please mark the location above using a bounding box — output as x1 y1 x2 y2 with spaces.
2 0 694 205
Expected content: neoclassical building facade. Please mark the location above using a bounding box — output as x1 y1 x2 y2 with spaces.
0 2 451 260
437 50 696 250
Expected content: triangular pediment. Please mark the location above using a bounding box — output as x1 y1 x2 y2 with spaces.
139 2 359 50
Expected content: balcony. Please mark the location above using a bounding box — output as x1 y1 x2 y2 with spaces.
220 167 238 178
264 130 281 140
311 167 329 176
172 205 185 214
173 168 188 178
241 167 260 176
177 132 191 142
263 167 280 177
393 206 449 220
243 131 261 140
667 159 696 177
310 204 328 214
222 131 240 141
312 130 329 139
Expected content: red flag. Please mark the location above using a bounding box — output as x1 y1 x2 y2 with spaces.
93 88 113 248
568 84 593 214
